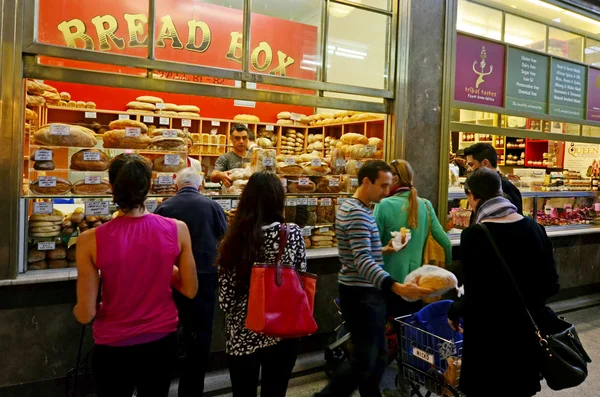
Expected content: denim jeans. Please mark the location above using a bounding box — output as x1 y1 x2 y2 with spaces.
317 284 388 397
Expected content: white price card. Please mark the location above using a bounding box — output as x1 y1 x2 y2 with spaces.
34 149 52 161
125 127 141 137
308 198 318 206
266 125 274 131
301 227 312 237
291 113 302 121
39 176 57 188
143 116 154 123
85 111 97 119
164 154 180 166
329 177 340 187
158 175 174 185
85 201 110 216
231 200 240 209
145 200 158 213
311 158 322 167
355 161 363 169
262 157 274 167
84 176 101 185
335 158 346 167
33 202 53 214
211 121 221 127
286 198 297 207
162 130 178 138
216 199 232 211
284 157 296 165
351 178 359 187
181 119 192 127
83 151 101 161
296 198 308 206
37 242 56 251
299 177 310 186
319 227 330 233
155 103 166 110
159 117 170 125
49 124 70 136
321 198 333 206
280 178 287 187
118 114 130 120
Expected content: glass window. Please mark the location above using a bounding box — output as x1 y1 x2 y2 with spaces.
329 0 390 13
505 14 546 51
548 27 583 62
457 0 502 40
586 38 600 67
327 5 389 89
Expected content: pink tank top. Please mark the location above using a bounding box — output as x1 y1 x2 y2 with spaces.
93 214 179 346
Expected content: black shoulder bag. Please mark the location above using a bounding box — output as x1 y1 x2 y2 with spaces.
479 223 591 391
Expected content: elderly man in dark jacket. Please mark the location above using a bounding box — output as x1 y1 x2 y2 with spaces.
155 168 228 397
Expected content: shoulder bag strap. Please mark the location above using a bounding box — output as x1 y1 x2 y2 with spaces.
479 223 542 337
421 198 432 234
275 223 289 287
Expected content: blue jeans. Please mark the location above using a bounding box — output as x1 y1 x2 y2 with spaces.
317 284 388 397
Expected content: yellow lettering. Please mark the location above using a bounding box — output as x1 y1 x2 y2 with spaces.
124 13 148 47
91 15 125 51
57 19 94 50
156 15 183 49
186 20 211 53
251 41 272 72
269 51 295 76
225 32 243 64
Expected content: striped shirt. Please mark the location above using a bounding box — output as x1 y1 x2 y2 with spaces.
336 198 394 290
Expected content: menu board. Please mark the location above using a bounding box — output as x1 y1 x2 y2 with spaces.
505 48 549 114
549 59 586 120
588 68 600 122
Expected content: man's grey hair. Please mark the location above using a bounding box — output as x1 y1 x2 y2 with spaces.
176 168 202 189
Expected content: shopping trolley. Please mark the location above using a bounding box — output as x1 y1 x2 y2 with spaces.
395 302 464 397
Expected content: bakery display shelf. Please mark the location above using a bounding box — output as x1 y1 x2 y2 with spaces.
46 105 127 115
211 193 354 199
28 169 108 174
29 144 188 155
25 193 177 199
448 189 598 200
309 119 384 129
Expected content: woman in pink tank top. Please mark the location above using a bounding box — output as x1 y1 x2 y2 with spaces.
74 153 198 397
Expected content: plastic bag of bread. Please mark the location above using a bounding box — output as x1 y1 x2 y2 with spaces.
250 148 276 173
229 168 247 181
403 265 459 302
340 132 368 145
350 144 377 159
331 148 346 175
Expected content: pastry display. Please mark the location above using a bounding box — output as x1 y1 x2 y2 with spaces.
71 179 111 195
108 119 149 133
34 124 97 147
70 149 110 171
102 129 152 149
29 177 72 195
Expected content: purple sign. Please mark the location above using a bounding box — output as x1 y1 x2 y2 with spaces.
454 34 505 107
588 68 600 122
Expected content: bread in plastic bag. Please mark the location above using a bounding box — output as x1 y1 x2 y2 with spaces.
403 265 460 302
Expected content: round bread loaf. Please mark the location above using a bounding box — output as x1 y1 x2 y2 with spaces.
60 92 71 101
127 101 156 111
29 221 58 227
175 105 200 113
102 129 152 149
47 246 67 260
136 96 163 104
76 101 86 108
48 259 68 269
86 102 96 109
108 120 148 133
28 248 47 263
29 260 48 270
29 210 64 222
30 225 61 233
70 149 110 171
34 161 56 171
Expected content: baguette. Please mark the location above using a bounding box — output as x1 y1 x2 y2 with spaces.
25 108 38 121
34 124 97 147
26 80 45 95
27 95 46 107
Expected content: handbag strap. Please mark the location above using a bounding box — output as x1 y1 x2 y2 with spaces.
275 223 290 287
421 198 433 234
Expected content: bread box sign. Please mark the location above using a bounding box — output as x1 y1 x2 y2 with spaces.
85 200 110 216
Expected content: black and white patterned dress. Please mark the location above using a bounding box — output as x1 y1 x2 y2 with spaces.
218 222 307 356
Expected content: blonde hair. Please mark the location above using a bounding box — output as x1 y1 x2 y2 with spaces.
392 159 419 229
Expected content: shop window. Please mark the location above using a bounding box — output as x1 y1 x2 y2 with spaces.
505 14 546 51
327 5 389 89
456 0 502 40
548 28 583 62
585 38 600 67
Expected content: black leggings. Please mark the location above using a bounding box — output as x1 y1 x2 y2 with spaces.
93 333 176 397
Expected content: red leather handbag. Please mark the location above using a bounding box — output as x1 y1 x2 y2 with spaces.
245 223 318 338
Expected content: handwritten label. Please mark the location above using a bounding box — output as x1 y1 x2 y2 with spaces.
262 157 274 167
216 199 232 211
266 125 275 131
281 178 287 187
33 202 53 214
84 111 97 119
125 127 141 137
351 178 359 187
291 113 302 121
159 117 170 125
297 198 308 206
83 151 101 161
320 198 332 206
84 176 101 185
308 198 318 206
158 175 174 185
143 116 154 123
299 177 310 186
49 124 70 136
85 201 109 216
319 227 330 233
145 200 158 213
336 158 346 167
37 242 56 251
356 161 363 169
284 157 296 165
329 177 340 187
164 154 180 166
155 103 166 110
286 198 297 206
231 200 239 209
34 149 52 161
181 119 192 127
162 130 178 138
211 121 221 127
39 176 56 188
118 114 130 120
311 158 322 167
301 227 312 237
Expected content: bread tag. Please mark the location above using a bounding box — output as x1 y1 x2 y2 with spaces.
158 175 174 185
156 103 166 110
320 198 332 206
216 199 232 211
34 149 52 161
335 158 346 167
39 176 57 188
83 151 101 161
308 198 318 206
143 116 154 123
164 154 180 166
85 112 97 119
351 178 359 187
266 125 274 131
159 117 169 126
181 119 192 127
49 124 70 136
284 157 296 165
125 127 141 137
311 158 322 167
329 177 340 187
85 201 109 216
301 227 312 237
118 114 130 120
297 198 308 206
231 200 239 209
291 113 302 121
33 202 53 214
280 178 287 187
38 242 56 251
84 176 101 185
211 121 221 127
319 227 330 233
299 177 310 186
145 200 158 213
262 157 274 167
286 198 297 207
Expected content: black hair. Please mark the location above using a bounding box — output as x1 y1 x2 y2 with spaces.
218 172 285 296
464 142 498 168
248 130 256 141
108 154 152 212
230 123 249 136
464 167 501 201
358 160 392 186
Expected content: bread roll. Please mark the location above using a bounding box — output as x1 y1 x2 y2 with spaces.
176 105 200 113
28 248 47 263
48 259 68 269
66 100 77 108
152 155 186 172
127 101 156 111
277 111 292 120
60 92 71 101
26 80 45 95
70 149 110 171
34 124 97 147
108 120 148 133
71 208 84 224
76 101 86 108
47 246 67 260
26 108 38 121
102 129 152 149
30 177 72 195
72 180 111 195
34 161 56 171
29 260 48 270
340 133 368 145
136 95 163 104
27 95 45 107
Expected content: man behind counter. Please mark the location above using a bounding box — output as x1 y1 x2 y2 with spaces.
210 124 250 188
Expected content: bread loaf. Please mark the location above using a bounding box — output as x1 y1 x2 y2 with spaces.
127 109 155 115
340 133 368 145
108 119 149 133
30 177 72 195
47 246 67 260
160 103 178 111
256 137 273 148
153 155 186 172
277 119 294 126
70 149 110 171
26 108 38 121
176 105 200 113
34 161 56 171
314 176 341 193
287 179 316 193
72 180 111 195
276 163 304 175
27 95 46 107
102 129 152 149
30 225 61 233
30 209 64 223
177 112 201 119
26 80 45 95
60 92 71 101
301 162 331 176
149 129 186 138
41 90 61 104
149 136 186 151
76 101 86 108
66 101 77 108
67 244 77 261
28 248 47 263
368 137 383 149
311 235 333 242
277 111 292 120
136 95 163 104
34 124 97 147
127 101 156 111
71 208 84 224
48 259 68 269
29 260 48 270
234 114 260 122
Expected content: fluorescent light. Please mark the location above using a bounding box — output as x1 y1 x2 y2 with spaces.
553 18 561 23
335 47 368 57
334 51 364 60
527 0 564 12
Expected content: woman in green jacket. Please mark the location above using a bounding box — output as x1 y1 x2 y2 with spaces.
374 159 452 317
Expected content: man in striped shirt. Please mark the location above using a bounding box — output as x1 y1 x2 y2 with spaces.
317 160 432 397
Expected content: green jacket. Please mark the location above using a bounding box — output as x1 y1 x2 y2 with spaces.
374 192 452 283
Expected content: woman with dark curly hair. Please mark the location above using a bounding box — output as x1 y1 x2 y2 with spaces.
74 153 198 397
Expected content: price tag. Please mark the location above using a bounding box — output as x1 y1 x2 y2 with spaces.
37 242 56 251
356 161 363 169
286 198 297 207
351 178 359 187
118 114 130 120
291 113 302 121
39 176 57 188
145 200 158 213
211 121 221 127
158 175 174 185
301 227 312 237
308 198 318 206
335 158 346 167
84 176 101 185
33 202 53 214
319 227 330 233
159 117 170 125
34 149 52 161
85 111 97 119
329 177 340 187
297 198 308 206
266 125 274 131
85 201 109 216
231 200 239 209
595 203 600 212
164 154 180 166
262 157 274 167
299 177 310 186
311 158 322 167
162 129 178 138
284 157 296 165
280 178 287 187
155 103 166 110
49 124 70 136
181 119 192 127
337 198 347 206
216 199 232 211
83 151 101 161
320 198 332 206
143 116 154 123
125 127 141 137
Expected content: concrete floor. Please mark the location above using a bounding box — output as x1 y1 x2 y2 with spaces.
171 305 600 397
